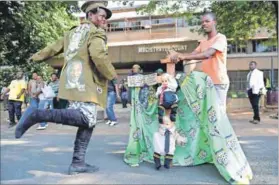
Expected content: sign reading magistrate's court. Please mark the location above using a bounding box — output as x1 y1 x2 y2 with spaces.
138 45 188 53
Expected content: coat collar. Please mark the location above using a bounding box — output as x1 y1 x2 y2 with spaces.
80 20 99 29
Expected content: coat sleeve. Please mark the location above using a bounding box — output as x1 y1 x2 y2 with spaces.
30 37 64 62
88 34 117 81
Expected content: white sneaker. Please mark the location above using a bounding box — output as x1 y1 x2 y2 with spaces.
105 120 111 125
109 121 118 126
36 125 47 130
130 164 139 167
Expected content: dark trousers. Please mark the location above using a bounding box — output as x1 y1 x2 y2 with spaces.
121 92 128 108
121 99 127 108
53 98 69 109
248 89 261 121
158 104 178 124
8 100 22 123
53 97 59 109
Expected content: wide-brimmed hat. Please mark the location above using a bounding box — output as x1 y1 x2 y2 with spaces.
81 1 112 19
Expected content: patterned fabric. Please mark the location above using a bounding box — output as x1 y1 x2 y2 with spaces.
124 71 253 184
68 101 97 128
65 24 90 61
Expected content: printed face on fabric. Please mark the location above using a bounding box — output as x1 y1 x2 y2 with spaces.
65 61 85 91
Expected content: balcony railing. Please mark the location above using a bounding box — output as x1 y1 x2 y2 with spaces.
106 18 186 32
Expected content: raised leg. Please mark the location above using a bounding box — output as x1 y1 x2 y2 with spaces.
15 107 89 138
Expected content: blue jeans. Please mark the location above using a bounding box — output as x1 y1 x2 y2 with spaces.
30 98 39 108
121 92 128 108
106 91 117 121
38 99 54 127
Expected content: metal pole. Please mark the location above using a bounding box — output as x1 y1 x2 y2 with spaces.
271 56 274 88
175 18 178 37
149 14 151 35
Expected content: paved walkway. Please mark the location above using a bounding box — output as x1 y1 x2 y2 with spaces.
0 104 278 184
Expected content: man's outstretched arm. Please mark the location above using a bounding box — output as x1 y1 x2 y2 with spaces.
171 48 217 63
30 38 64 62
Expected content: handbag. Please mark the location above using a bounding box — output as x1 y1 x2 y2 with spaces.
42 86 56 98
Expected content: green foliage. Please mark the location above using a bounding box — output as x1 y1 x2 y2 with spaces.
112 0 134 7
136 1 207 18
136 1 277 44
0 68 14 88
211 1 277 44
0 62 54 88
23 62 54 82
0 1 79 66
0 1 79 86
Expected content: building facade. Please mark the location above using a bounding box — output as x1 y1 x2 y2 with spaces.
49 6 278 94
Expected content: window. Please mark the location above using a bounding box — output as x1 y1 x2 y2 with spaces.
177 18 187 27
265 69 278 88
151 18 175 25
252 39 277 53
228 71 249 91
108 22 125 32
228 69 278 93
227 42 247 54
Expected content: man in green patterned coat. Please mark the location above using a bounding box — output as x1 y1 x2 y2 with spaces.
15 1 117 175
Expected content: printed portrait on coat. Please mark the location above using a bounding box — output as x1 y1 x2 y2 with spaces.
65 60 85 92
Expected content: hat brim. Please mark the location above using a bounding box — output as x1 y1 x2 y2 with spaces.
99 7 112 19
81 1 112 20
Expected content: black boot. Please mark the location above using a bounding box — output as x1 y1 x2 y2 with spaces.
170 104 178 122
158 106 165 124
164 154 173 169
15 107 88 139
153 152 161 170
68 127 99 175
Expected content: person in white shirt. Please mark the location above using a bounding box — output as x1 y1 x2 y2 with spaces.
247 61 265 124
37 76 56 130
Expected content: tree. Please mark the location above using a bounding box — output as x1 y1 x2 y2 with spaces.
0 1 79 85
136 1 208 17
133 1 277 44
211 1 277 44
0 1 78 66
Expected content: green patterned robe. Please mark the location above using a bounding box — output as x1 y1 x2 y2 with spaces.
124 71 253 184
